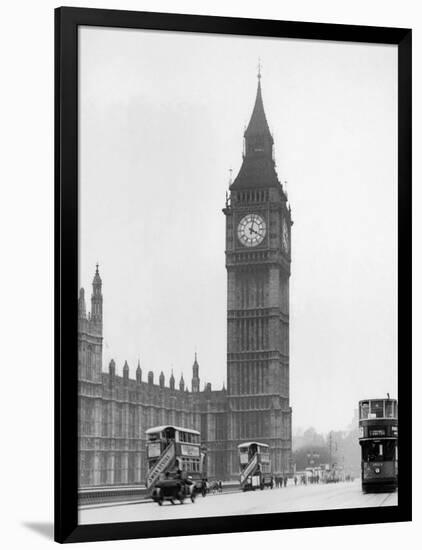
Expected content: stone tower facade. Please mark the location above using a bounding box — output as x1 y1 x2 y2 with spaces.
224 74 292 476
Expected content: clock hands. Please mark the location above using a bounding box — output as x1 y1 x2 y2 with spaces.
249 216 262 237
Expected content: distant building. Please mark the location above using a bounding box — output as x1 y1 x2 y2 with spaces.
78 74 292 486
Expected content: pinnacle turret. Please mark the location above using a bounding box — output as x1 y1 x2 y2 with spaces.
136 359 142 384
169 369 175 390
191 352 200 393
78 288 86 319
91 264 103 330
179 373 185 391
123 360 129 384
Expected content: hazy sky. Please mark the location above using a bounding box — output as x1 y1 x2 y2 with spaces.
79 27 397 433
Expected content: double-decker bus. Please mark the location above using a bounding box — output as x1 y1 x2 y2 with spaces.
145 425 206 490
358 398 398 493
238 442 273 491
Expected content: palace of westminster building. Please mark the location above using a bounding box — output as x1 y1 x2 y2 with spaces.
78 74 293 487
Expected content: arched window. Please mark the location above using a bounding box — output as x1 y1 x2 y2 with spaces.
87 345 93 379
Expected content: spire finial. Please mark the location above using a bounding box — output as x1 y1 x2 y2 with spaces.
96 262 99 273
257 58 262 80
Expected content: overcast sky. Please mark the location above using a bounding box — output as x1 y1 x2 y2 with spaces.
79 27 397 433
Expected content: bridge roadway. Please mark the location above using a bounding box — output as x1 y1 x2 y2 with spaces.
79 480 397 525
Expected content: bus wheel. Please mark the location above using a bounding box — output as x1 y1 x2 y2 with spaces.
157 499 163 506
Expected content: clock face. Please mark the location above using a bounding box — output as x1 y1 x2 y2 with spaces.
237 214 266 247
282 219 289 253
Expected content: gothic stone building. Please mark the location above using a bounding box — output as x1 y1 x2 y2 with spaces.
78 75 292 487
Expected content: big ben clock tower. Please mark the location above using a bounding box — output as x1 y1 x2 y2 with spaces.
223 71 292 476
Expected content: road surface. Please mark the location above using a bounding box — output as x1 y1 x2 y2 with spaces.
79 480 397 525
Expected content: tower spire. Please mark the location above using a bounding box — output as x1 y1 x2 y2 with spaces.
230 68 278 190
244 71 271 139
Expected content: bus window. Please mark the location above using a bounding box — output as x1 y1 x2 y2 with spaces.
385 401 395 418
362 440 395 461
362 441 383 461
164 427 175 442
371 400 384 418
239 450 249 465
360 402 370 419
383 440 396 460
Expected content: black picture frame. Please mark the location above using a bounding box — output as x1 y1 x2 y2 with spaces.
55 6 412 544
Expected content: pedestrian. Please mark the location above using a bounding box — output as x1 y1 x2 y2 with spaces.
283 476 287 487
294 475 297 486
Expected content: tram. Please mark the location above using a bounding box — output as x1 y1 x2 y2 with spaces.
358 398 398 493
145 425 206 492
238 442 274 491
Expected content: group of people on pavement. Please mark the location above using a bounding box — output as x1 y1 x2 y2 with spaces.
274 475 289 487
273 474 320 487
